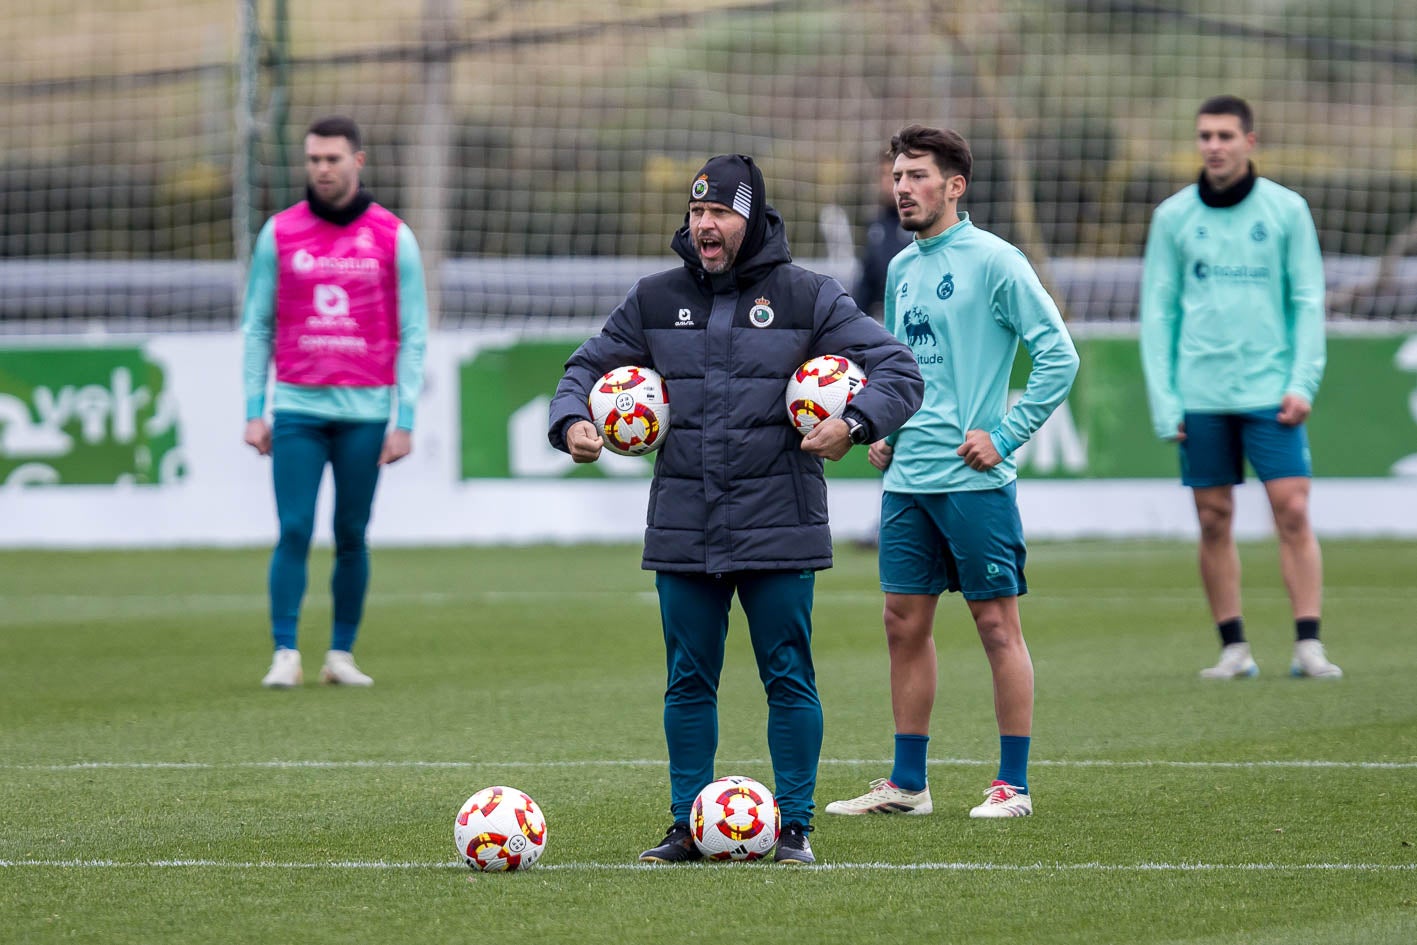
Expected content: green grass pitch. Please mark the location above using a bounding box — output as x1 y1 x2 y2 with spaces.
2 539 1414 944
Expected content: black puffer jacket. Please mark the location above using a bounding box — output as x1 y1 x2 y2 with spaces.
549 200 922 574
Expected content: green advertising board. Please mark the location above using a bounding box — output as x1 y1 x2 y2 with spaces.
0 347 184 486
459 333 1417 480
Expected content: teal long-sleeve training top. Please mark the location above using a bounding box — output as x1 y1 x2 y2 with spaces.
882 214 1079 493
1139 176 1326 440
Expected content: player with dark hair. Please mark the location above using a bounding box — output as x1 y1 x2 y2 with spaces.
242 115 428 689
827 124 1078 819
1140 94 1339 680
548 154 923 864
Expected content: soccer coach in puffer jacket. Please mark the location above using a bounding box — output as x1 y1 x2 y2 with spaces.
548 154 923 866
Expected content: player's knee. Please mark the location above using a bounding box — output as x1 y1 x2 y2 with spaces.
333 528 368 554
276 520 315 552
883 606 929 648
1195 502 1232 539
971 606 1021 653
1272 498 1311 538
975 620 1016 654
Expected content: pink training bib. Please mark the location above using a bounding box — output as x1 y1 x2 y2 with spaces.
272 201 402 387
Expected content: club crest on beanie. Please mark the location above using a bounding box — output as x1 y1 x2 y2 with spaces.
689 155 754 219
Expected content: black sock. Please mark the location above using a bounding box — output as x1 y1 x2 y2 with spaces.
1296 617 1320 641
1217 617 1245 647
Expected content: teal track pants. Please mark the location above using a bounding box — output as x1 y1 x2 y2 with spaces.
654 569 823 827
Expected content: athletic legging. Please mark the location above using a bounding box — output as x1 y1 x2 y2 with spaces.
267 411 385 651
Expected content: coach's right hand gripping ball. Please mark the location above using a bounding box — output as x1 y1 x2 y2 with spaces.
785 355 867 435
587 365 671 456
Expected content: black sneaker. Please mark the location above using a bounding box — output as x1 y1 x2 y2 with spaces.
774 822 815 865
638 822 703 864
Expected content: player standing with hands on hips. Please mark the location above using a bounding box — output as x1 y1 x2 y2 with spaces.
1140 94 1338 680
548 154 922 864
241 115 428 689
826 125 1078 820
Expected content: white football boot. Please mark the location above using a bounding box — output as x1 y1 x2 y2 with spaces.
969 781 1033 818
261 648 303 688
824 778 933 815
1199 642 1259 679
1290 639 1343 679
320 650 374 686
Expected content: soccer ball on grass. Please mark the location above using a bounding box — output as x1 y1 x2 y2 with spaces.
690 775 780 861
454 785 547 871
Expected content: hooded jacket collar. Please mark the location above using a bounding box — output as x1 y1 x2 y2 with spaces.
670 205 792 289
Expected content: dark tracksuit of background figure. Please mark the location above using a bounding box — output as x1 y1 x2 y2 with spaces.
547 186 923 828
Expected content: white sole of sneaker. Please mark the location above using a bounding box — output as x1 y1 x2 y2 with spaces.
969 807 1032 819
319 670 372 686
824 803 933 816
1199 667 1258 680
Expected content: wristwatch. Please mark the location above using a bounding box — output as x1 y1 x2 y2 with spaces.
844 414 870 445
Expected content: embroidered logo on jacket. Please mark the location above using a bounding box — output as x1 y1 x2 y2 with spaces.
748 297 775 327
1250 222 1268 242
676 308 694 327
936 272 955 300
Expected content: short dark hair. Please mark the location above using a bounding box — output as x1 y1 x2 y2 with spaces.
1197 95 1253 134
889 124 973 184
306 115 362 152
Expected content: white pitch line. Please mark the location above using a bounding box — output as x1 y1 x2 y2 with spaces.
5 757 1417 772
3 586 1408 624
1 859 1413 873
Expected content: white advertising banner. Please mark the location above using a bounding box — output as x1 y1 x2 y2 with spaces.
0 331 1414 548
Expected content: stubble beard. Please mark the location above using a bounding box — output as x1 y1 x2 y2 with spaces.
900 210 937 233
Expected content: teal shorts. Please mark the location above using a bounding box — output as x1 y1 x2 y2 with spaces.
878 485 1027 601
1180 409 1312 487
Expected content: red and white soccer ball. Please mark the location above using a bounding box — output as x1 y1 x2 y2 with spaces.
587 365 671 456
785 355 867 435
690 775 780 861
454 785 548 872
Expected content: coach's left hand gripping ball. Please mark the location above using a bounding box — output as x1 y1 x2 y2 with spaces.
588 365 671 456
785 355 867 435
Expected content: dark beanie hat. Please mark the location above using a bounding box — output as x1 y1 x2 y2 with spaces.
686 154 770 267
689 154 757 219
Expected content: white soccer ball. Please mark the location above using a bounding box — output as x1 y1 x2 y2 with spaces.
785 355 867 435
587 365 671 456
690 775 780 861
454 785 547 872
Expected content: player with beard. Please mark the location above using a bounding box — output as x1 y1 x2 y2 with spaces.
826 125 1077 820
548 154 923 864
241 115 428 690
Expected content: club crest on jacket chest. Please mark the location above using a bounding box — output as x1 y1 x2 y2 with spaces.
748 297 775 327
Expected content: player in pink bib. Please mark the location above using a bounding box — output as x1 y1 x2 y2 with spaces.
241 115 429 689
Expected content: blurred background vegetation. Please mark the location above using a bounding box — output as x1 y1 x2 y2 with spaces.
0 1 1413 267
